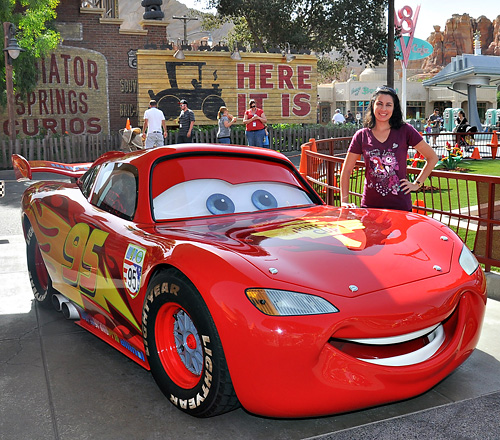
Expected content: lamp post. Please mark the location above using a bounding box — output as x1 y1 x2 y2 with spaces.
3 22 24 142
387 0 395 88
172 15 198 45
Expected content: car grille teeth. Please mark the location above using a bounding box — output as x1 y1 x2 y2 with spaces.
330 324 445 367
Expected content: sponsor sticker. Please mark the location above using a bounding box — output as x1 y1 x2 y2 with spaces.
123 243 146 298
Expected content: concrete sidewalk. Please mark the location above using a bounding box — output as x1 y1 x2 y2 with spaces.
1 233 499 440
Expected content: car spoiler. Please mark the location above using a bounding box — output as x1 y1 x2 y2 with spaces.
11 151 126 181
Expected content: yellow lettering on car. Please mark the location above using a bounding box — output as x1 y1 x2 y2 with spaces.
253 218 366 248
31 203 140 330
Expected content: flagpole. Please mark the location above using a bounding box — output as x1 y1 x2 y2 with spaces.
394 5 420 122
402 63 407 121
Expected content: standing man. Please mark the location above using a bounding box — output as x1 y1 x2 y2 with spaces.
332 109 346 124
427 108 442 146
345 110 355 124
177 99 195 143
142 100 167 149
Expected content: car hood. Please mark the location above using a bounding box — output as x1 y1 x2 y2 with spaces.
158 205 455 297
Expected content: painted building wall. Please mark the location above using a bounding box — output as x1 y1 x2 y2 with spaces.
10 46 109 137
0 3 317 137
318 76 497 124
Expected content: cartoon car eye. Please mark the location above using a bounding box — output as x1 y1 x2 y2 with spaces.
251 190 278 210
153 179 313 220
206 193 235 215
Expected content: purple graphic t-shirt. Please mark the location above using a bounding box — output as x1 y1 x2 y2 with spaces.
348 124 423 211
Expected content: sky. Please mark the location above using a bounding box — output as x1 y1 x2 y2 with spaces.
181 0 496 41
394 1 496 40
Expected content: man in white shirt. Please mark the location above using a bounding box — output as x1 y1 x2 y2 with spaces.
142 100 167 149
332 109 346 124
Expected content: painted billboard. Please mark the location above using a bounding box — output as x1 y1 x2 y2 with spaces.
0 46 110 137
136 51 318 126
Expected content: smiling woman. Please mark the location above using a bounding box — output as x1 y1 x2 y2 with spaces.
340 86 438 211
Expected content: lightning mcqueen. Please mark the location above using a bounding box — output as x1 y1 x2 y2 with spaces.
12 144 486 418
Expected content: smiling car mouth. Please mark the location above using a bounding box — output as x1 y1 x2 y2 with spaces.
329 323 447 367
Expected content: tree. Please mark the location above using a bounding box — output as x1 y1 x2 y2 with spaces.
1 0 61 108
202 0 388 65
317 56 346 83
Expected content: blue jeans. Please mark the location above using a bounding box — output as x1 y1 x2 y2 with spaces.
217 137 231 144
246 129 265 147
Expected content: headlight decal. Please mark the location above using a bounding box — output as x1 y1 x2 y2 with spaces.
459 244 479 276
246 288 339 316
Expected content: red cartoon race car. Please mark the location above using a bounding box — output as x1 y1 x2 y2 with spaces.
12 144 486 418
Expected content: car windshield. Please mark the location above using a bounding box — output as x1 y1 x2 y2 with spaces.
151 156 314 220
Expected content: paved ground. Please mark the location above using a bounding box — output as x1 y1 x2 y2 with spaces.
1 165 500 439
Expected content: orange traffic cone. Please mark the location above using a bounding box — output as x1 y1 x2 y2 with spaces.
487 130 498 159
299 143 311 178
126 118 131 130
470 147 481 160
309 138 318 153
412 199 426 215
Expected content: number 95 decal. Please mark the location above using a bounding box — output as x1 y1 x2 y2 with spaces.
123 244 146 298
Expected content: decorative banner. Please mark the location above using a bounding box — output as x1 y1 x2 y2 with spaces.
394 5 420 68
395 36 433 61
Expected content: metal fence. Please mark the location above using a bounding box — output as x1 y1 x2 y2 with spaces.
302 137 500 272
0 125 359 169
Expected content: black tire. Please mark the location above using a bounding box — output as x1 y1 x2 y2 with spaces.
141 0 162 6
201 95 225 120
26 224 54 308
143 268 239 417
158 95 181 121
143 10 164 20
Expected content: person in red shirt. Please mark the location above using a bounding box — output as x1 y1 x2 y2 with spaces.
243 99 267 147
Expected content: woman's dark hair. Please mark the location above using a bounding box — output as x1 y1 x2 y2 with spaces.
364 86 404 129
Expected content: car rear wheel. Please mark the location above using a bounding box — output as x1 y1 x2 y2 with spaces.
143 268 239 417
26 224 54 307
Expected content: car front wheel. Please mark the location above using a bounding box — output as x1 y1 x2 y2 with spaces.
142 268 239 417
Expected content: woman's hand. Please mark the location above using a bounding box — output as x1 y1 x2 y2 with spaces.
399 179 421 194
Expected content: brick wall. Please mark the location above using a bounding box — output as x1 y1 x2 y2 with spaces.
54 2 168 132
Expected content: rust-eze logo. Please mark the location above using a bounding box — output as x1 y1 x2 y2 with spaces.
252 218 367 249
1 46 109 137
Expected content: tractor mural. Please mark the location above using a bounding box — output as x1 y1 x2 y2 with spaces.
148 61 226 121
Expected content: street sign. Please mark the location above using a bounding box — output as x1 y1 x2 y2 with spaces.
395 36 433 61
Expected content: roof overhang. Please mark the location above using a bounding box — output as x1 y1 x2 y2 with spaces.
423 54 500 88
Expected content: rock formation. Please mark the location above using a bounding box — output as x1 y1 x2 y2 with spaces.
119 0 230 45
422 13 500 72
